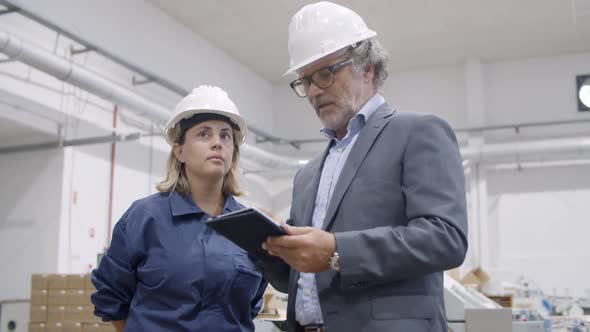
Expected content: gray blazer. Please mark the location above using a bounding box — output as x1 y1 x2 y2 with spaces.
261 103 468 332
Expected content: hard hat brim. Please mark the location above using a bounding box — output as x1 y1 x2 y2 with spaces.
164 108 247 146
283 31 377 77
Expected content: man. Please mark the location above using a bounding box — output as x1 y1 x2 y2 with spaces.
261 2 468 332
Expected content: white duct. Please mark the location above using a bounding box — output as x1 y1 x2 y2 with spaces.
2 31 590 169
0 32 170 123
0 31 304 169
461 136 590 163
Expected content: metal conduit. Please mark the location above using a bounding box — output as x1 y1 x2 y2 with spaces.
2 31 590 167
0 31 304 169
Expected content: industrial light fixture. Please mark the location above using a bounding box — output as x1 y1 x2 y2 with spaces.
577 74 590 111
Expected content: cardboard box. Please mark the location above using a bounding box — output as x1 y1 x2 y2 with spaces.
47 306 66 322
30 305 48 322
63 322 83 332
63 306 84 322
66 274 87 289
81 322 116 332
85 289 95 303
48 290 68 305
446 268 461 281
66 289 91 306
460 267 490 291
32 274 50 289
49 275 68 289
29 322 46 332
31 289 49 305
486 294 513 308
44 322 82 332
45 322 64 332
84 274 95 290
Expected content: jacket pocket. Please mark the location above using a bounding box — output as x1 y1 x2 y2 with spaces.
231 253 263 302
371 295 436 320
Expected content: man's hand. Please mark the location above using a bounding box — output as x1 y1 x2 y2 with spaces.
263 224 336 273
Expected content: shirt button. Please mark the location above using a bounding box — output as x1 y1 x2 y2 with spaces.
320 213 325 220
337 148 343 152
305 289 311 295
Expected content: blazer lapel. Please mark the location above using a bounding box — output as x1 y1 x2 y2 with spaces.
322 104 395 230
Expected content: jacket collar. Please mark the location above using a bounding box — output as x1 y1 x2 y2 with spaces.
169 190 239 217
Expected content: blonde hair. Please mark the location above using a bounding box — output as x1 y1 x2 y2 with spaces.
156 123 243 197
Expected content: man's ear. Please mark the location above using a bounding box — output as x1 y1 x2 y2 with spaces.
363 64 375 83
172 143 184 163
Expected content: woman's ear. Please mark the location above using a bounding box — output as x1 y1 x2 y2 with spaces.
172 143 184 163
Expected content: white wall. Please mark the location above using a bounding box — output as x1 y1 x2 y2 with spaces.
271 83 323 140
386 64 467 127
271 64 468 141
272 52 590 142
57 138 169 274
485 53 590 125
487 164 590 298
0 149 63 300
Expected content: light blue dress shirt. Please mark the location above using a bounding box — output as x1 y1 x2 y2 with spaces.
295 93 385 326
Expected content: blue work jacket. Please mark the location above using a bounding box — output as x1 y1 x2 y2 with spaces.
91 190 267 331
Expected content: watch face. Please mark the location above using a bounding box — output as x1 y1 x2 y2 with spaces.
330 253 339 271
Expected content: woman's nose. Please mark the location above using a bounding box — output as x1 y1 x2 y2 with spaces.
210 134 222 149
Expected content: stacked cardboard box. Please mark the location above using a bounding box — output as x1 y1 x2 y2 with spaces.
28 274 115 332
447 268 514 308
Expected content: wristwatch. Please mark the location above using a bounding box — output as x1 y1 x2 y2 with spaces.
328 251 340 271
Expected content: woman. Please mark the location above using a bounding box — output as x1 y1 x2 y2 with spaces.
91 86 267 331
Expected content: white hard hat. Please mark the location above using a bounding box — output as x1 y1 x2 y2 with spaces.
164 85 247 145
284 1 377 76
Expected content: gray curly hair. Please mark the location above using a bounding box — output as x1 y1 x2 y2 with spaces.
344 38 390 92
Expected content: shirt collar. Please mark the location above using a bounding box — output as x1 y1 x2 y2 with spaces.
320 93 385 141
169 190 240 217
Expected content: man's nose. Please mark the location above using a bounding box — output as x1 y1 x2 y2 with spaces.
307 81 323 100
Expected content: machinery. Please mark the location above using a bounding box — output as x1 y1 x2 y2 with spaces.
0 299 29 332
444 275 548 332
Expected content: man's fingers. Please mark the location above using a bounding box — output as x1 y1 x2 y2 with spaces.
267 235 297 249
282 224 314 235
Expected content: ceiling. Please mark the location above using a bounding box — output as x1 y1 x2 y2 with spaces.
149 0 590 82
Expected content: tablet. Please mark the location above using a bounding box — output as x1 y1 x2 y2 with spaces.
205 208 286 261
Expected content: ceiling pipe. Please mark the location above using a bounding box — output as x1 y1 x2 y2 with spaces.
0 31 304 169
2 31 590 169
0 31 169 123
0 0 188 97
461 136 590 163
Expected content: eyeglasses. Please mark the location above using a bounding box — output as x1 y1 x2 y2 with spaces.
289 59 353 98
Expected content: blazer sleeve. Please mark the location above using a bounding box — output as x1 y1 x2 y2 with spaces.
91 206 141 321
335 114 468 289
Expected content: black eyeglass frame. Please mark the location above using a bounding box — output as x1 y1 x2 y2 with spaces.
289 59 353 98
